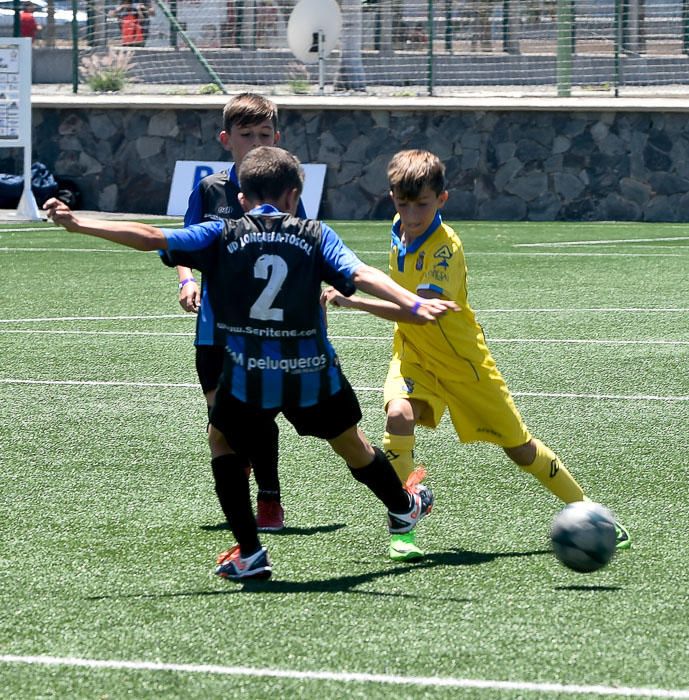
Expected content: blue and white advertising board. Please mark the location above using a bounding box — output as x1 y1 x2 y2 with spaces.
167 161 327 219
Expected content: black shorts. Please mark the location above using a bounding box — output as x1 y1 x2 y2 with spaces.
195 345 225 395
210 375 363 456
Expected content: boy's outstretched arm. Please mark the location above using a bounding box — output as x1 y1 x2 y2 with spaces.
321 286 426 324
349 263 457 322
43 198 168 251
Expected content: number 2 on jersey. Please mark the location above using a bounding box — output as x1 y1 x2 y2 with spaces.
249 254 288 321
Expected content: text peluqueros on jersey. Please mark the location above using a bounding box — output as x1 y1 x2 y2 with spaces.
228 349 328 374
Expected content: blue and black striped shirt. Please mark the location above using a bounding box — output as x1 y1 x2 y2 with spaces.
161 205 362 409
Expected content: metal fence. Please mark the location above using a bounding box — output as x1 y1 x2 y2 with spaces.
9 0 689 95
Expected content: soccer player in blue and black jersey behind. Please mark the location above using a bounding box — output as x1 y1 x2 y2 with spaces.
43 146 457 581
175 93 302 532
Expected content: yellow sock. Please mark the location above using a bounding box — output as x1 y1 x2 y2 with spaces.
520 439 584 504
383 432 415 484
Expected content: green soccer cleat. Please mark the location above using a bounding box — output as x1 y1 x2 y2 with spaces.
614 520 631 550
389 530 424 561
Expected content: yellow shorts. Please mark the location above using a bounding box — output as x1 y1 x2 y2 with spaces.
383 354 531 448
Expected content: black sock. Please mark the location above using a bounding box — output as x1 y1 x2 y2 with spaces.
211 454 261 556
349 447 412 513
251 420 281 500
211 453 242 523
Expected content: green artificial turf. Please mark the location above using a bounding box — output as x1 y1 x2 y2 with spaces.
0 219 687 699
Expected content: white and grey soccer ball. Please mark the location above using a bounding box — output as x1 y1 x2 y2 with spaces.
551 501 616 573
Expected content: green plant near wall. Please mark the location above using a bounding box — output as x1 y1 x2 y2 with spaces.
199 83 223 95
80 49 136 93
287 62 310 95
288 79 310 95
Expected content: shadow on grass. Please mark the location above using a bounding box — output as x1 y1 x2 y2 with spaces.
424 547 551 568
199 522 347 536
554 584 622 592
84 546 549 602
237 546 551 598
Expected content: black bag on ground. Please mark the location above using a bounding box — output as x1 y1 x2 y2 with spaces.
0 162 59 208
0 173 23 208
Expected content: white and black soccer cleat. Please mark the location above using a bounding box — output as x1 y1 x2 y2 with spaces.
387 483 434 534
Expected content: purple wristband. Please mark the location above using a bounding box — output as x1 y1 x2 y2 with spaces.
411 301 422 315
178 277 197 290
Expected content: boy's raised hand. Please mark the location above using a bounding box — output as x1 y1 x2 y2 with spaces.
320 286 350 329
320 286 351 309
43 197 77 231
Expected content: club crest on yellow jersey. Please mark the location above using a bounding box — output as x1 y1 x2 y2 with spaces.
433 245 453 269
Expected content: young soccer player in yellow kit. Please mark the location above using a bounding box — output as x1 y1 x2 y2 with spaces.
323 149 630 561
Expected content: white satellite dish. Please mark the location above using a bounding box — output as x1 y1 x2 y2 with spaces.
287 0 342 65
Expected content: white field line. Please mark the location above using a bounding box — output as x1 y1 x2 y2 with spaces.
608 245 689 250
0 378 199 388
0 314 190 323
486 338 689 346
355 250 686 258
476 252 686 257
0 247 139 253
514 390 689 402
335 222 689 228
330 336 689 346
515 244 689 251
1 328 686 346
0 378 687 402
0 654 687 698
0 227 52 233
2 246 685 258
0 329 195 337
353 387 689 402
475 308 689 313
335 308 688 314
514 236 689 247
0 224 180 234
0 309 687 325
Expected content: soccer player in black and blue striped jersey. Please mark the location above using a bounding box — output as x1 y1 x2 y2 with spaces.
44 146 456 581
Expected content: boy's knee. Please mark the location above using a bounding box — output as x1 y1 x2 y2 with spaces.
504 439 536 467
385 399 415 433
208 424 234 458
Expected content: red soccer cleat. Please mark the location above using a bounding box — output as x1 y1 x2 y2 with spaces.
256 498 285 532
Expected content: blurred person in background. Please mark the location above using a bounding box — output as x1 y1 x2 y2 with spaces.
20 1 42 40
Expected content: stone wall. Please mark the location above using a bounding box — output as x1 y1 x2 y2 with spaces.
15 100 689 221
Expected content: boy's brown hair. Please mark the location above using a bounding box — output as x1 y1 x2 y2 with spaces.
387 149 446 199
238 146 304 203
223 93 279 132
